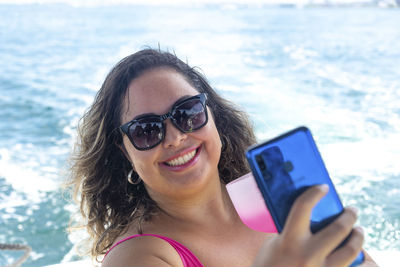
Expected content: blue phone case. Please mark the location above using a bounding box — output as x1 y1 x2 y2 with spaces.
246 126 364 266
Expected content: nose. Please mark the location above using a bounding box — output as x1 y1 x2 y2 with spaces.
162 120 187 149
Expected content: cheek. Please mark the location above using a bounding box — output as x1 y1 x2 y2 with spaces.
203 117 222 157
123 137 157 175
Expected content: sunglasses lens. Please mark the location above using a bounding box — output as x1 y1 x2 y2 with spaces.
128 119 163 150
173 98 207 132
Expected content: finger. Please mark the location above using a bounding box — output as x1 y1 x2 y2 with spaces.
326 227 364 267
311 207 358 255
283 184 329 238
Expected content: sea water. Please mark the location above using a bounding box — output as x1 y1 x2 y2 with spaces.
0 3 399 266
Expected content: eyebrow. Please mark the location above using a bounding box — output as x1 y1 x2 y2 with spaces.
129 94 193 121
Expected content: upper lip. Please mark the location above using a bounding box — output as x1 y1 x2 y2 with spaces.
162 145 200 163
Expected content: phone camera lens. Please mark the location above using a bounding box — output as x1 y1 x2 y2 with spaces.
284 161 294 172
256 155 266 171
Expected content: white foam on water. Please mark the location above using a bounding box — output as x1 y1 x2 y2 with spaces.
321 134 400 179
30 251 45 261
0 146 60 199
284 44 318 62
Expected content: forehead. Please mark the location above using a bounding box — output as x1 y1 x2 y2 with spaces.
121 67 199 123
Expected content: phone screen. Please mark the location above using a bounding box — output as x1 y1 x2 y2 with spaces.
246 126 364 266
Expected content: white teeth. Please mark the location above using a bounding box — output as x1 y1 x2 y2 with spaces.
166 150 197 166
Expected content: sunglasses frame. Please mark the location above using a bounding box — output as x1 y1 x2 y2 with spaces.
120 93 208 151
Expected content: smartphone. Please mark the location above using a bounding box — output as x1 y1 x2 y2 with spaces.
246 126 364 266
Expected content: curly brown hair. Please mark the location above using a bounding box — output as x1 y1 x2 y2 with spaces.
68 48 257 259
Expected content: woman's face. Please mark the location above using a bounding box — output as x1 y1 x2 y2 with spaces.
120 67 222 200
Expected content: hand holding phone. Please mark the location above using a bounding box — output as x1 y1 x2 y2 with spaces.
252 185 365 267
246 126 365 266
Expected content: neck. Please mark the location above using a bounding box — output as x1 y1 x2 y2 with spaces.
147 178 239 230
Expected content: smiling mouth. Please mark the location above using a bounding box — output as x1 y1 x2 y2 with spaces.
164 147 200 167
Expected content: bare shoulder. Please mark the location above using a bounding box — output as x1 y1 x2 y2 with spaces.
101 235 184 267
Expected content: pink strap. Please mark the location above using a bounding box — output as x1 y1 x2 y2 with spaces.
226 172 278 233
103 233 203 267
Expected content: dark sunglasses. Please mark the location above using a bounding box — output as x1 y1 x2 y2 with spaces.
120 93 208 151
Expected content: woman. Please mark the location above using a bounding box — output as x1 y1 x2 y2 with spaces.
69 48 376 266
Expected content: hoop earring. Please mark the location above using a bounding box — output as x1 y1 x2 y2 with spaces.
127 169 142 185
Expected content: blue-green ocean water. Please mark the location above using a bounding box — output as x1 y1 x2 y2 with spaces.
0 3 399 266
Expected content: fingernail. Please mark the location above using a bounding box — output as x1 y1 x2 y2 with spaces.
319 184 329 192
349 206 359 215
355 226 364 234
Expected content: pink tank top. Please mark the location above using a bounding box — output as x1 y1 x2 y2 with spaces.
103 233 203 267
